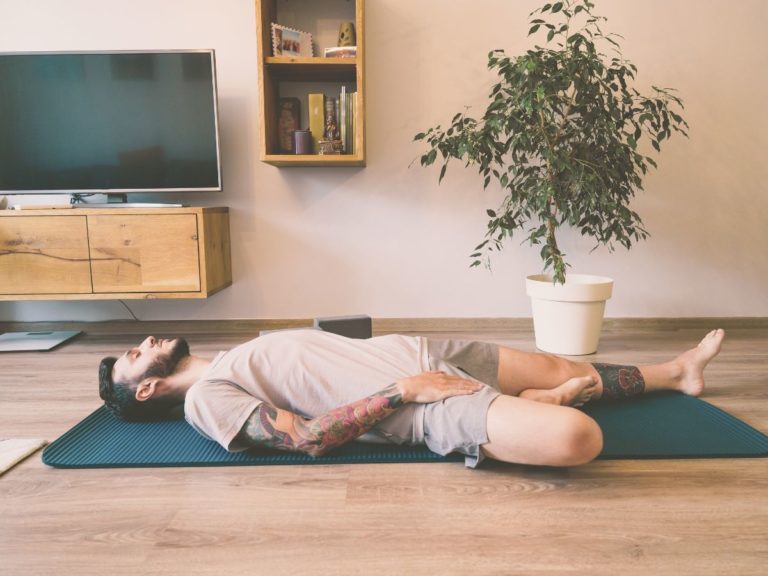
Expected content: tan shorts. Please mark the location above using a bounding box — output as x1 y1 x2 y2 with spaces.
422 338 502 468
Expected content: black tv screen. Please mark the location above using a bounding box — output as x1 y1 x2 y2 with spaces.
0 50 221 194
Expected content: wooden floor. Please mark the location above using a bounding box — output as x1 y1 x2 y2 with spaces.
1 321 767 575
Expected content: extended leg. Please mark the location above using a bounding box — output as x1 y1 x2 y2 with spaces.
497 329 725 405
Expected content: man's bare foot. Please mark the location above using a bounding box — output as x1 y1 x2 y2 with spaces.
519 376 599 407
673 328 725 397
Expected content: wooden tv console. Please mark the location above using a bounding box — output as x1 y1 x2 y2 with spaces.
0 206 231 300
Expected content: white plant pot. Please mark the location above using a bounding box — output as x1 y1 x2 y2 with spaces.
526 273 614 356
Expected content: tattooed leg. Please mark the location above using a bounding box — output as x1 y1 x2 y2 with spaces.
592 363 646 401
591 329 725 401
506 329 725 405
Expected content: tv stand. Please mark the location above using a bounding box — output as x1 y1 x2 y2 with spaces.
0 206 231 300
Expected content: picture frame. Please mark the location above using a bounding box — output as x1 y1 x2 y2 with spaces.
276 97 301 153
271 23 313 57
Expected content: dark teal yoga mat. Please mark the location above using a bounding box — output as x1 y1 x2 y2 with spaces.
43 392 768 468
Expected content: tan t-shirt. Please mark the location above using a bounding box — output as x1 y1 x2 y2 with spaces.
184 329 431 451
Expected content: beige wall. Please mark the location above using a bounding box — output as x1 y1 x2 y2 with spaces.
1 0 766 321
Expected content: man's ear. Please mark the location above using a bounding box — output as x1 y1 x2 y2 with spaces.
135 379 160 402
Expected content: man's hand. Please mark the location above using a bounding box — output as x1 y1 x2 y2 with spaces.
396 371 484 403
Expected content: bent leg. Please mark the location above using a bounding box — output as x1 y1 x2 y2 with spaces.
480 394 603 467
496 345 600 396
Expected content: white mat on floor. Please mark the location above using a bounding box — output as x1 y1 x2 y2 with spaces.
0 438 47 476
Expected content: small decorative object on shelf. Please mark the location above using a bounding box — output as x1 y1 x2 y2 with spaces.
317 140 341 155
323 46 357 58
277 97 301 153
323 96 338 140
337 21 356 46
318 96 343 155
271 23 313 57
293 130 313 154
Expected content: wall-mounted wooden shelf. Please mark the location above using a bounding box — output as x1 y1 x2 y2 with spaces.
256 0 365 167
265 56 357 82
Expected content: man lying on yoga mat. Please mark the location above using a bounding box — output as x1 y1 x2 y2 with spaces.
98 328 725 468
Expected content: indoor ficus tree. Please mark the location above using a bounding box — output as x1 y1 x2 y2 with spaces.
415 0 688 284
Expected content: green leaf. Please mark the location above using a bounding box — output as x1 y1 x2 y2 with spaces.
439 164 447 183
551 2 563 13
528 24 541 35
414 132 425 141
547 29 555 42
487 209 497 217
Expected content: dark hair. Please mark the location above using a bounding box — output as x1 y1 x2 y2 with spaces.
98 356 179 422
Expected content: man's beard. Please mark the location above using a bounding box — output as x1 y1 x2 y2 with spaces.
142 338 191 380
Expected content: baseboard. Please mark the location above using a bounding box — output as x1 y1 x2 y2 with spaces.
374 317 768 333
1 317 767 337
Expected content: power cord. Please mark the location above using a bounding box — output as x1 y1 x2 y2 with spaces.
118 300 139 321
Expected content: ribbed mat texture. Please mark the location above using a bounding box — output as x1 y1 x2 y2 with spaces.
43 392 768 468
581 392 768 458
43 407 463 468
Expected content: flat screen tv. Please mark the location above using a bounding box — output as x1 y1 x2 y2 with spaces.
0 50 221 197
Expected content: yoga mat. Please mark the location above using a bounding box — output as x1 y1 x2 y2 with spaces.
581 392 768 459
43 408 463 468
43 392 768 468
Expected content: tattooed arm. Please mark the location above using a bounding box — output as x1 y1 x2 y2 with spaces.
235 371 483 457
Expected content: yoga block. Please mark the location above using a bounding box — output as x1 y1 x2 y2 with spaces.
313 315 372 339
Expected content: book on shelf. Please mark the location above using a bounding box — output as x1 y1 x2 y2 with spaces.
307 93 325 154
350 91 356 155
340 86 347 153
338 86 356 154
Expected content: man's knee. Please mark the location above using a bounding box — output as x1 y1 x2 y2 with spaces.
555 412 603 466
481 396 603 467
